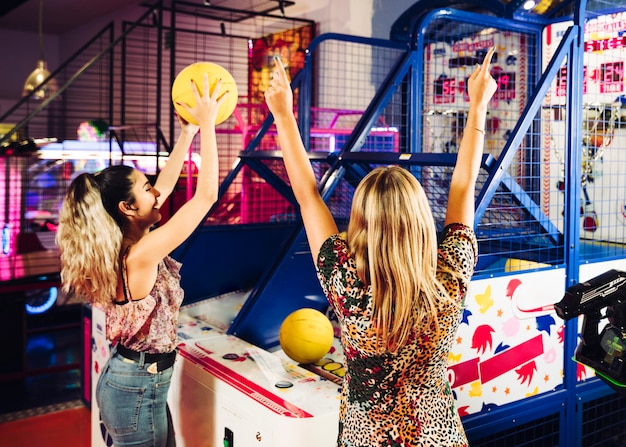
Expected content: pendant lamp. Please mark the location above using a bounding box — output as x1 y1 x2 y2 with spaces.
23 0 58 100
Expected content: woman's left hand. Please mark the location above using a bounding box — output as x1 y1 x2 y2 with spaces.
265 56 294 120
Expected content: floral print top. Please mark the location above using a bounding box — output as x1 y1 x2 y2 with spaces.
106 256 184 354
316 223 477 447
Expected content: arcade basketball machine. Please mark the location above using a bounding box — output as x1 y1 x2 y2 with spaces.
163 2 626 447
88 2 626 447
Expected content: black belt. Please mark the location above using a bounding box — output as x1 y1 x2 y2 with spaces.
116 344 177 373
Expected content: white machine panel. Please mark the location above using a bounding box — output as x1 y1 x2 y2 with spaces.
169 333 341 447
92 294 341 447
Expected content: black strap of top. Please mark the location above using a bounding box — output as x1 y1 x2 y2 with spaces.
114 246 132 305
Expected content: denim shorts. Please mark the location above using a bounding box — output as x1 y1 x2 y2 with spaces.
95 346 176 447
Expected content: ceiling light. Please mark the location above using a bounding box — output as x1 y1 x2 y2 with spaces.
23 0 58 100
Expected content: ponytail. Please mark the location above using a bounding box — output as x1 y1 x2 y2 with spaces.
56 167 132 307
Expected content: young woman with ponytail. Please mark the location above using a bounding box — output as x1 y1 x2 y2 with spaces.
57 74 227 447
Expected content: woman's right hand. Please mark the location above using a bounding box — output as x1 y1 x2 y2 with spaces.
467 47 497 109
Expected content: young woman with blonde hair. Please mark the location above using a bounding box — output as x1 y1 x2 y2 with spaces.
264 48 497 446
56 74 227 446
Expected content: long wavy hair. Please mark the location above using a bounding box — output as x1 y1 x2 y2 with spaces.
56 165 135 307
346 166 458 353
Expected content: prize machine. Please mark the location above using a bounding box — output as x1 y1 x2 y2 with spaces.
544 16 626 238
161 23 563 446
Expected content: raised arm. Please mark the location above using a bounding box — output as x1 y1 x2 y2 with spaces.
265 57 338 262
134 74 225 263
153 115 199 203
444 47 498 228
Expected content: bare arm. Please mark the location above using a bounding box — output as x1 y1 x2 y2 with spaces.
265 58 338 262
153 115 199 203
133 75 225 265
444 47 498 228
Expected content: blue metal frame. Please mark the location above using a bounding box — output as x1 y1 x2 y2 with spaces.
390 0 506 42
300 33 409 150
317 49 417 196
226 34 411 348
561 3 587 446
223 11 551 346
463 388 568 440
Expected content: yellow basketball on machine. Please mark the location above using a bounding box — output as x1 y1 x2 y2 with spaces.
279 308 334 364
171 61 238 125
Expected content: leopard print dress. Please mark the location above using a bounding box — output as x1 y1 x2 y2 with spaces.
316 223 477 447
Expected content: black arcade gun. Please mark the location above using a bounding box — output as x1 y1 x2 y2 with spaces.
554 269 626 395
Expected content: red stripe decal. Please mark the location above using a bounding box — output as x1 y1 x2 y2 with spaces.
179 347 314 418
448 357 480 387
479 334 544 383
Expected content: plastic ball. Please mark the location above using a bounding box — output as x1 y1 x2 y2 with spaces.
171 62 238 125
279 308 334 364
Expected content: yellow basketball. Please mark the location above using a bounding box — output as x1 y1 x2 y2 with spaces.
171 62 238 125
279 308 334 364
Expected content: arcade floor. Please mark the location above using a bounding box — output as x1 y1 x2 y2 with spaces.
0 303 89 446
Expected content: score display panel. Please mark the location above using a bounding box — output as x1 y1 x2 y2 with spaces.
423 32 528 159
433 70 517 104
430 37 520 106
553 17 626 99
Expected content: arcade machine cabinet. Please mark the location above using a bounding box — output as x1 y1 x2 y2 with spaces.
90 293 342 447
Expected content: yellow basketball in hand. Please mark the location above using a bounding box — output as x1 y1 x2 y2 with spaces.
171 62 238 125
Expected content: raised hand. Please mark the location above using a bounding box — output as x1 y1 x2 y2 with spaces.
265 56 294 119
175 110 199 136
177 74 228 126
467 47 498 109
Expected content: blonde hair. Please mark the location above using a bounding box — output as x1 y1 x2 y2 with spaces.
347 166 458 353
56 166 134 307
